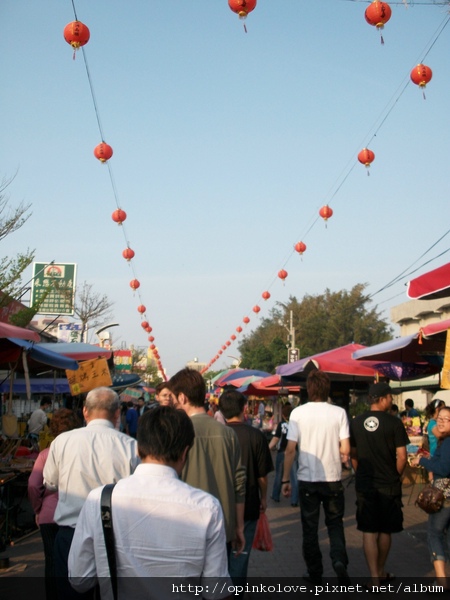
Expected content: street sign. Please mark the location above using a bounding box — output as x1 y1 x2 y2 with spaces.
31 262 77 315
288 348 299 363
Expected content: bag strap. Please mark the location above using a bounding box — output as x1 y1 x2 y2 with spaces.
101 483 118 600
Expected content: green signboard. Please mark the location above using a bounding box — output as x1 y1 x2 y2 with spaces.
31 262 77 315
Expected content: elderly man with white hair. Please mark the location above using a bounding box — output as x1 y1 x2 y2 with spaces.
44 387 139 599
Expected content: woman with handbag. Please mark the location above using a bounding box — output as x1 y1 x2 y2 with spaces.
411 406 450 587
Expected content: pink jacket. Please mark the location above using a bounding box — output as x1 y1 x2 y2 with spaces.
28 448 58 525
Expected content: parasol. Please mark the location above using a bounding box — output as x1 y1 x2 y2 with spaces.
407 262 450 300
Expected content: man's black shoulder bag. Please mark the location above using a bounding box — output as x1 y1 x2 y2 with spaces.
101 483 118 600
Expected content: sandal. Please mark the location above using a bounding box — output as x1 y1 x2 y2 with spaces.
380 573 395 582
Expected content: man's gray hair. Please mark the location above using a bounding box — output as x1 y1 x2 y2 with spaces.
84 387 120 417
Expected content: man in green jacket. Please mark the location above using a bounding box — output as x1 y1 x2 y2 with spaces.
169 368 246 556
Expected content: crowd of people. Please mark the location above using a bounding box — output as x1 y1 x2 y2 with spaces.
25 370 450 598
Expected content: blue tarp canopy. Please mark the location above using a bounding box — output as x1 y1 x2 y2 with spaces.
1 338 79 371
0 378 70 394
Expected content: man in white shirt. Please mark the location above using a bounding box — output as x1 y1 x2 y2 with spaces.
44 387 139 599
69 406 233 600
282 370 351 584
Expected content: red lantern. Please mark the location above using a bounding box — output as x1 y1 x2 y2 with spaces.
236 326 243 333
141 321 149 329
228 0 257 32
262 291 271 300
94 142 113 163
358 148 375 176
294 241 307 255
149 336 154 342
243 316 250 324
222 345 227 350
365 1 391 44
219 350 223 355
226 341 231 346
63 21 90 56
278 269 288 282
112 209 127 225
146 326 153 333
130 279 140 290
150 344 156 350
231 334 236 341
253 305 261 314
319 205 333 223
122 247 135 261
137 305 146 314
411 64 432 99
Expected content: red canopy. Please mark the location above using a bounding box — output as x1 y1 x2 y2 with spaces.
0 322 40 342
407 262 450 300
243 374 301 397
276 344 379 381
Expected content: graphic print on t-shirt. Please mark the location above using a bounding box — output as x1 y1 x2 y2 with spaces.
364 416 379 432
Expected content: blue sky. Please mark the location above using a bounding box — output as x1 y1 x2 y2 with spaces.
2 1 450 376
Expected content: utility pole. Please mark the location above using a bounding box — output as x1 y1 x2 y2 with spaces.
279 310 299 363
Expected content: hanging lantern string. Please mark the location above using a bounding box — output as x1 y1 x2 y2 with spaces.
204 14 450 372
80 47 106 142
70 0 79 22
69 0 167 374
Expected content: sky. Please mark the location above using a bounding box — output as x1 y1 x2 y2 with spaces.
2 0 450 377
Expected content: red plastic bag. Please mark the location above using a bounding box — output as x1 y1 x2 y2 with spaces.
252 512 273 552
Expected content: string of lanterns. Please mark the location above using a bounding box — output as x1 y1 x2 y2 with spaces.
201 1 444 374
64 15 168 379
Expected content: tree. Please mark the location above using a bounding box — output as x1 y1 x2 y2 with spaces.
130 347 162 387
0 175 35 309
238 284 392 371
73 282 114 342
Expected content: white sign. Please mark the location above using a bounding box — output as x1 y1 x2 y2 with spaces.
58 323 82 343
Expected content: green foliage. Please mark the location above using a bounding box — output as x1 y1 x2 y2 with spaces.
238 284 392 372
0 176 35 314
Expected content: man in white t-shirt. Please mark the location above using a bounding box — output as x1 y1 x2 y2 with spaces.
27 396 51 441
282 370 350 584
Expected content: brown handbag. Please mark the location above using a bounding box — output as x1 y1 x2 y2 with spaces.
416 484 446 514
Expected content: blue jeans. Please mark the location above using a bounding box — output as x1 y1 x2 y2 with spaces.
228 518 258 584
428 502 450 562
298 481 348 579
272 451 298 504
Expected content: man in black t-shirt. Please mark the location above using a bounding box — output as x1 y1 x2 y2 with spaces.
350 382 409 588
219 389 274 584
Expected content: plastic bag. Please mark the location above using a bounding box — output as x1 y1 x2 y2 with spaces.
252 512 273 552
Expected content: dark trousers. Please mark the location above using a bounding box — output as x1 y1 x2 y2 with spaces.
298 480 348 579
54 526 95 600
40 523 59 600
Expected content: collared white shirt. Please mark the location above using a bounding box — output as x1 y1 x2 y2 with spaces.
69 463 231 600
287 402 349 482
43 419 139 527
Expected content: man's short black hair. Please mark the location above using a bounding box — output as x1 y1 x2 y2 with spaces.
137 405 195 463
168 368 206 408
40 396 52 407
219 390 247 420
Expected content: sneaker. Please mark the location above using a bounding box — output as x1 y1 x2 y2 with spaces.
333 561 351 584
